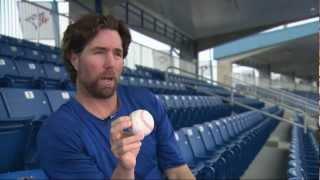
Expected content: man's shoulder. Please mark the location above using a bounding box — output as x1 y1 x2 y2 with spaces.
41 99 81 133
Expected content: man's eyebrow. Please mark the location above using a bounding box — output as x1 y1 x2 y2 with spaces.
90 47 107 51
90 47 123 53
114 48 123 53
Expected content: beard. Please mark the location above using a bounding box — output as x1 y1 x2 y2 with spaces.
81 72 119 99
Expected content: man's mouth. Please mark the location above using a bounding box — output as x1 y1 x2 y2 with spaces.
101 77 114 81
100 76 115 86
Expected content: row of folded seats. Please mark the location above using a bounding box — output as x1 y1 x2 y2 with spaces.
0 35 60 63
135 65 209 86
175 106 283 179
0 35 73 90
287 115 319 180
156 94 232 130
120 76 201 95
136 65 220 88
195 85 237 97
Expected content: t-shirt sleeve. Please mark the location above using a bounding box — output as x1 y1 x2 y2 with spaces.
37 114 105 179
151 93 186 171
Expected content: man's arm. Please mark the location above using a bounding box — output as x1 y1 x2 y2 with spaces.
165 165 195 180
110 117 144 180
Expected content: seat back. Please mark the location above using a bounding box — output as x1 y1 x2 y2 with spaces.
0 122 31 172
182 127 208 157
175 130 195 165
15 60 45 79
1 88 51 120
0 57 18 78
194 124 217 152
42 63 67 81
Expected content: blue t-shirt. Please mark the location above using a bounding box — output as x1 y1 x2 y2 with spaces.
37 85 185 179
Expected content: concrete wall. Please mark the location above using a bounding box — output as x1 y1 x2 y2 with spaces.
217 60 233 86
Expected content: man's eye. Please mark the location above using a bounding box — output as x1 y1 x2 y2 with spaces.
94 51 104 54
115 51 123 58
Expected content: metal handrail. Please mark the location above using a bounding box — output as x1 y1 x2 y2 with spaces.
193 87 316 131
228 75 318 108
226 75 319 118
164 66 318 131
225 75 318 128
271 87 318 105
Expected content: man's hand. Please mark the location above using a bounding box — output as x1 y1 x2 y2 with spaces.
110 116 144 172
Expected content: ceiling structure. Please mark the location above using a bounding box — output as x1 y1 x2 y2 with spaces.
236 34 317 80
101 0 319 81
123 0 318 51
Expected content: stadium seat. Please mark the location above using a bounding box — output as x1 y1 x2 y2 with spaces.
174 130 216 179
0 88 51 120
45 90 72 112
0 43 24 58
0 121 32 173
23 48 44 62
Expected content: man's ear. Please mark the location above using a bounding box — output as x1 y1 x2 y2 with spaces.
70 52 79 71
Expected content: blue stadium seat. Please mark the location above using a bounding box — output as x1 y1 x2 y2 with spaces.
44 52 61 64
119 75 129 86
0 57 19 86
0 43 24 58
12 60 46 88
15 60 46 79
41 63 69 88
45 90 72 112
23 48 44 62
42 63 67 80
174 130 215 179
0 121 32 173
0 88 51 120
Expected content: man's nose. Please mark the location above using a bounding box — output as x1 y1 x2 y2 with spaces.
103 52 116 68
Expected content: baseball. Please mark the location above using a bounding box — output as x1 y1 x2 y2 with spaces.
129 109 154 137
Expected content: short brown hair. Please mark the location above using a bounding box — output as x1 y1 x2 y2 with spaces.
62 14 131 84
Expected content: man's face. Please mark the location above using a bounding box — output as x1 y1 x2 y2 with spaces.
72 29 124 99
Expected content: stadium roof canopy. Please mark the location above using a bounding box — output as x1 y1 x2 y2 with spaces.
110 0 318 51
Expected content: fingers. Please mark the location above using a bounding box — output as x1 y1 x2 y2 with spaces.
112 141 142 157
111 116 132 133
110 116 145 166
111 133 143 158
110 116 132 141
118 133 144 145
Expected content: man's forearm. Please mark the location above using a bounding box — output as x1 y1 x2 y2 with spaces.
111 165 135 180
165 165 195 180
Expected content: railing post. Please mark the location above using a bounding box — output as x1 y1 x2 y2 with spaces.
303 114 307 134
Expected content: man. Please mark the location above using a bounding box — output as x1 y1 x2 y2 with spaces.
37 14 195 179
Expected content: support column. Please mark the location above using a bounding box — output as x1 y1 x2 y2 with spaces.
217 60 232 86
280 73 295 90
258 65 271 88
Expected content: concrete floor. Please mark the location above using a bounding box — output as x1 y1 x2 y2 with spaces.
241 120 292 179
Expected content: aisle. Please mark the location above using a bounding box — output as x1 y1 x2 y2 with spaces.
241 121 291 179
